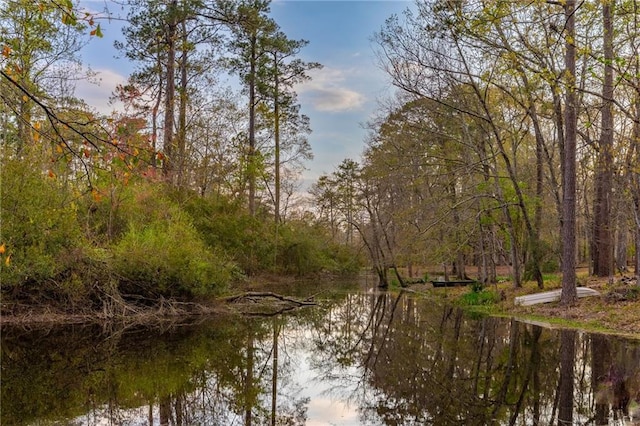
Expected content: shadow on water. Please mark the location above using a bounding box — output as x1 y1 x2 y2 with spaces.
2 287 640 425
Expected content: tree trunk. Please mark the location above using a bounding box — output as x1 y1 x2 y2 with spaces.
159 395 172 425
17 94 31 155
631 59 640 277
633 163 640 276
273 52 281 223
475 134 498 284
499 190 522 288
449 180 468 280
561 0 578 305
271 319 279 426
635 206 640 277
477 220 497 284
376 266 389 289
492 24 547 289
175 392 183 425
557 329 576 425
392 265 406 287
553 90 566 225
615 217 628 273
591 334 611 425
245 330 255 426
248 31 257 216
151 45 163 169
452 36 528 287
529 101 547 289
592 0 615 277
162 0 177 182
177 15 188 188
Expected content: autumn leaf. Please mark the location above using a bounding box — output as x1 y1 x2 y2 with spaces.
48 169 56 179
5 254 11 266
61 9 77 26
0 243 5 255
33 121 41 141
91 189 102 202
2 45 11 58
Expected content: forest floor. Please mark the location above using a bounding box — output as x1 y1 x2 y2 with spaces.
408 266 640 339
500 275 640 339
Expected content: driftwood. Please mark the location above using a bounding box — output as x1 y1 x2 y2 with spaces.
223 291 317 306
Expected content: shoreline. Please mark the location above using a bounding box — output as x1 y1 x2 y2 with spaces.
405 274 640 340
2 274 639 340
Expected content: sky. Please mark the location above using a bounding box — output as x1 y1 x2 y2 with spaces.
77 0 413 189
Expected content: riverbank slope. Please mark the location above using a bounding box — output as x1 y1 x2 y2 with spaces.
409 274 640 339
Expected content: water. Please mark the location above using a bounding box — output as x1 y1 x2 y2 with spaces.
2 288 639 425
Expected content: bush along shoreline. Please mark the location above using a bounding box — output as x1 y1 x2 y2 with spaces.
0 161 363 323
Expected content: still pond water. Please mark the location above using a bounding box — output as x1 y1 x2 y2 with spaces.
2 282 640 426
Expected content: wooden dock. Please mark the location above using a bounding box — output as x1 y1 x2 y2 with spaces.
514 287 601 306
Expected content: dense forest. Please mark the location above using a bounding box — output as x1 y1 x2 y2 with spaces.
311 0 640 300
1 0 639 315
0 0 361 314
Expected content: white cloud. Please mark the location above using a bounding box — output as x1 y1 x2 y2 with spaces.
297 67 366 113
74 67 127 115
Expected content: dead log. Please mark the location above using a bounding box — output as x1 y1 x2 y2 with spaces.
222 291 317 306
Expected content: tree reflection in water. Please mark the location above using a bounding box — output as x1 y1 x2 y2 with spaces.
1 290 639 425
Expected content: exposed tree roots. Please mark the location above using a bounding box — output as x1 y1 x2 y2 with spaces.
1 290 318 326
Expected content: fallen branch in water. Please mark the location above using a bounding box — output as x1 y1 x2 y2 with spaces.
222 291 317 306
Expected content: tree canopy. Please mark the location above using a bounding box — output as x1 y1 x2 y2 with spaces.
0 0 364 313
308 0 640 294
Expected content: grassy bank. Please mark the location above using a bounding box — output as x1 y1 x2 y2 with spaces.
407 272 640 339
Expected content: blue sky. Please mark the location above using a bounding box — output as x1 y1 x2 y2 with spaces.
78 1 412 187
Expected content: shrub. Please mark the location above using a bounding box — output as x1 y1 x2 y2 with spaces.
111 207 235 299
459 288 501 306
82 180 181 243
178 194 274 274
181 195 363 276
0 158 86 296
278 221 363 276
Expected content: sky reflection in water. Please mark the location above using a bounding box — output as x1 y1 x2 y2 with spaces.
2 290 640 425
